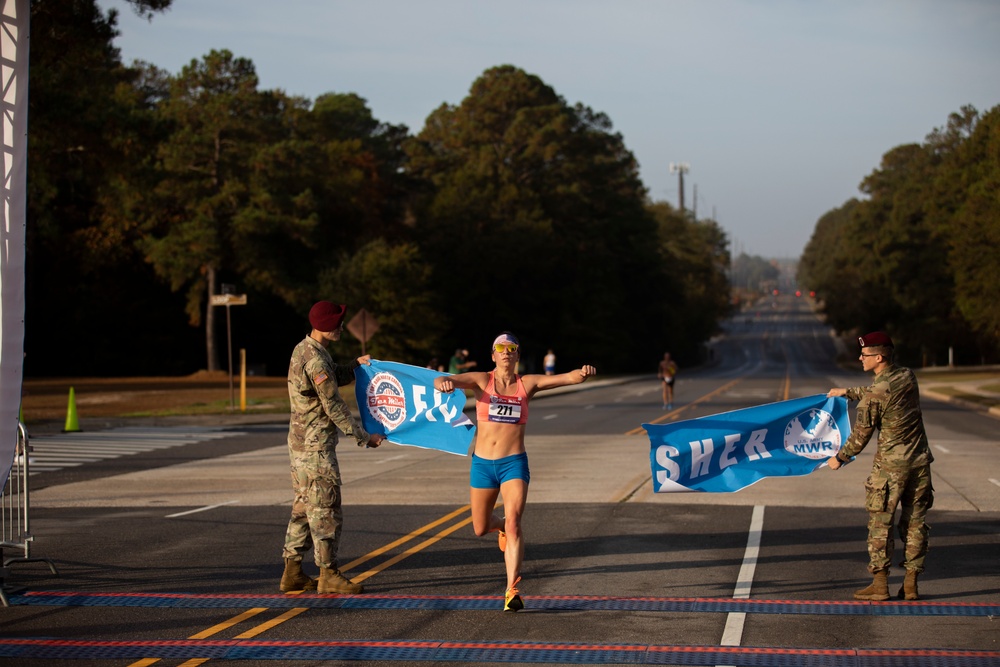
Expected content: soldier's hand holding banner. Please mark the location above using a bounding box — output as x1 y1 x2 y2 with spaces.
646 394 851 493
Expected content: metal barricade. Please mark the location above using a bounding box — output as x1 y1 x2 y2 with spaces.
1 421 58 606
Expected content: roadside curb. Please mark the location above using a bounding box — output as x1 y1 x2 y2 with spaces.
921 388 1000 421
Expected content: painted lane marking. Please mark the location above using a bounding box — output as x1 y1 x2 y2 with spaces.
166 501 241 518
720 505 764 651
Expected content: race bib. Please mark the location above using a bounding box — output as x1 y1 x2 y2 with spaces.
489 396 524 423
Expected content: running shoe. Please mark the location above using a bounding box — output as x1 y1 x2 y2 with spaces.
498 530 507 552
504 576 523 612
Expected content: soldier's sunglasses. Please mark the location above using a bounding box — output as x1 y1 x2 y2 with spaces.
494 343 519 353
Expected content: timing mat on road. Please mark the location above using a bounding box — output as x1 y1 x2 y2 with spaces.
9 591 999 617
0 638 998 666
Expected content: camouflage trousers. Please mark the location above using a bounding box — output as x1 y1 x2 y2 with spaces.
282 449 343 569
864 464 933 574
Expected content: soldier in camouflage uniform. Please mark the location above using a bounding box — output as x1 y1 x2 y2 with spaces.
280 301 385 595
827 331 934 601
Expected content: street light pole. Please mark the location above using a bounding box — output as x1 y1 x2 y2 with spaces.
669 162 690 213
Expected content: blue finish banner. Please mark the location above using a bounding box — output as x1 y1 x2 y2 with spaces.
646 394 851 493
354 360 476 456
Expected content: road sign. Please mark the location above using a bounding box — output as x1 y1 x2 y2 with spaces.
210 294 247 306
209 293 247 410
346 309 379 355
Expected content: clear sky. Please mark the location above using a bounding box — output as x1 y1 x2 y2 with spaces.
99 0 1000 260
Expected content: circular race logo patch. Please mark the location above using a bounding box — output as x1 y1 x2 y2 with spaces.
366 371 406 430
783 408 842 460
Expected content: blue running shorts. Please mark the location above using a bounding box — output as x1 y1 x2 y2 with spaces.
470 452 530 489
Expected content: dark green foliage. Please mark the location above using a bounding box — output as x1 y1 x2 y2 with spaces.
24 0 189 376
404 66 726 371
799 105 1000 365
24 16 732 375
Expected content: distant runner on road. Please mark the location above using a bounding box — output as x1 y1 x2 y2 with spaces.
657 352 678 410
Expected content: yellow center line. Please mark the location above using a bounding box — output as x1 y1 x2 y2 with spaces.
625 378 743 436
161 504 479 663
187 504 480 663
349 514 475 583
127 607 270 667
340 503 472 573
188 607 270 639
234 606 310 638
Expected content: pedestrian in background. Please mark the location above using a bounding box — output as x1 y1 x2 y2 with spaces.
448 348 477 374
544 349 556 375
435 332 596 612
280 301 385 594
827 331 934 601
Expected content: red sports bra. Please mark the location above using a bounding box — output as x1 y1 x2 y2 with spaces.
476 371 529 425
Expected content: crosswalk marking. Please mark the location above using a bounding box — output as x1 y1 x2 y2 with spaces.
14 427 247 475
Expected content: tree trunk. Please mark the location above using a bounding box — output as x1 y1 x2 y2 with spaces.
206 265 219 371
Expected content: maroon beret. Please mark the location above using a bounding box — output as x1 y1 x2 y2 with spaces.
308 301 346 332
858 331 893 348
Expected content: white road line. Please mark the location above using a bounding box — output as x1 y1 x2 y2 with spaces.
584 405 595 410
20 464 81 472
22 427 247 475
543 414 558 420
30 448 134 456
989 478 1000 489
166 500 241 518
26 455 102 463
719 505 764 652
935 445 951 454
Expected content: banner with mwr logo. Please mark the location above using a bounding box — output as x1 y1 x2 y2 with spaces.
354 360 476 456
646 394 851 493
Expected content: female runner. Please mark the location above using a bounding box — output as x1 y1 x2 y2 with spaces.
434 332 596 611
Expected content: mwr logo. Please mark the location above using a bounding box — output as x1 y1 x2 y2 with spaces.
783 408 842 460
366 372 406 430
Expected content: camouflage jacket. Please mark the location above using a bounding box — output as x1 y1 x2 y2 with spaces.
838 364 933 469
287 336 369 452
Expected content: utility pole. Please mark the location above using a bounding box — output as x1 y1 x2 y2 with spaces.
669 162 690 213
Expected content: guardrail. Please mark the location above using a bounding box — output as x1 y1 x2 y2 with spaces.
1 422 58 606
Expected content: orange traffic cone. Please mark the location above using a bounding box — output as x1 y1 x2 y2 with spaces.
63 386 80 432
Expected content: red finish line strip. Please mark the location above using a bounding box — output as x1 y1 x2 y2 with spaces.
13 591 1000 617
1 638 998 666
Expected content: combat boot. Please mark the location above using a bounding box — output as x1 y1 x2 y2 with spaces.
279 558 317 592
897 570 919 600
318 567 364 594
853 569 890 601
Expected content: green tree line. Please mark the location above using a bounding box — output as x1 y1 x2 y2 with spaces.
798 105 1000 366
24 0 732 377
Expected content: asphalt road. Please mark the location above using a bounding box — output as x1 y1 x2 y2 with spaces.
2 295 999 666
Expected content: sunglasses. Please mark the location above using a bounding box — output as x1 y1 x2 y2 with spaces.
494 343 519 353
